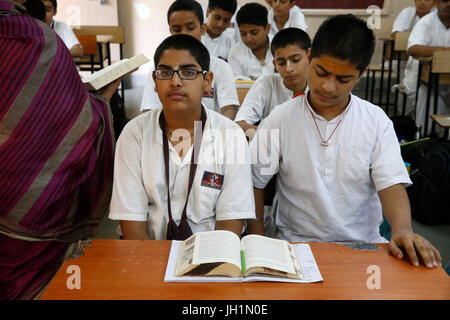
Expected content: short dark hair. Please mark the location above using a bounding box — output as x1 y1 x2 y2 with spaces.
310 14 375 74
24 0 46 21
208 0 238 15
154 34 210 71
236 3 268 27
167 0 204 25
271 27 311 55
43 0 57 10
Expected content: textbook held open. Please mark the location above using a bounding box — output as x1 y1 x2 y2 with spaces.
82 53 150 91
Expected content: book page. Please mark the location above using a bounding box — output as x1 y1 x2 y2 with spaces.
192 230 242 270
241 235 296 275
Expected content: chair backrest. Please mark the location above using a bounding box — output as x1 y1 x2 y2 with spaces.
394 32 410 52
76 34 97 55
73 26 125 44
432 50 450 74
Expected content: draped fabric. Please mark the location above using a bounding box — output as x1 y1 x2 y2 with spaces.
0 0 115 299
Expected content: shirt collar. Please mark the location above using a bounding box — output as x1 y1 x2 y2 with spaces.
154 106 213 146
305 92 354 123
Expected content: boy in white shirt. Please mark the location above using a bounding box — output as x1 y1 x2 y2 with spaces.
248 14 441 268
109 34 255 240
140 0 240 120
407 0 450 136
228 3 274 80
235 27 310 137
267 0 308 37
42 0 83 58
391 0 436 115
201 0 237 61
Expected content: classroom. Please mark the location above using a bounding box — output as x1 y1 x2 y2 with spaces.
0 0 449 303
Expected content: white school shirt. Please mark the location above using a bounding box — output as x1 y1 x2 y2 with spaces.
268 6 308 37
407 11 450 135
201 32 234 61
227 37 275 81
51 20 80 50
235 73 293 124
140 56 239 112
407 11 450 50
249 94 412 243
109 107 256 240
392 7 419 33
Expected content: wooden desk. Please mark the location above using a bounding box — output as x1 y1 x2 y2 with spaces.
430 114 450 139
40 240 450 300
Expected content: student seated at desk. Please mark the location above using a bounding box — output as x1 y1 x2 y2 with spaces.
248 14 442 268
267 0 308 37
391 0 437 115
228 3 274 80
109 34 255 241
235 27 310 138
201 0 237 61
42 0 83 58
141 0 239 120
407 0 450 136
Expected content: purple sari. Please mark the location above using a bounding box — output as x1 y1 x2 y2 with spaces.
0 0 115 299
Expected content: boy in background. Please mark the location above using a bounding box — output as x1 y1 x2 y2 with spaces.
249 15 441 269
202 0 237 61
235 27 310 138
41 0 83 58
407 0 450 136
267 0 308 37
228 3 274 80
140 0 240 120
391 0 436 116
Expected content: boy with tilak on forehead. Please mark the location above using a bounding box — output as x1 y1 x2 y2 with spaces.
248 14 441 269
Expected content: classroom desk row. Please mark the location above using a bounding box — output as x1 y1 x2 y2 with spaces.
41 240 450 300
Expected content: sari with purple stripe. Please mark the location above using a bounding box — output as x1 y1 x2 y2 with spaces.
0 0 115 299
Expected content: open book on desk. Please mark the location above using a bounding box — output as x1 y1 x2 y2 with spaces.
164 230 323 283
82 54 150 91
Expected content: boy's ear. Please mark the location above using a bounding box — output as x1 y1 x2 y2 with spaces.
265 23 271 35
272 59 278 72
203 71 214 94
201 23 206 36
206 8 210 18
152 72 158 92
307 48 312 62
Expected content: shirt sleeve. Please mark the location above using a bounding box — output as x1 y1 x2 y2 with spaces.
407 16 430 50
235 75 269 124
249 112 281 189
392 7 413 33
215 127 256 220
370 117 412 192
109 120 150 221
140 68 161 111
59 22 80 49
227 44 247 80
213 59 240 108
290 7 308 31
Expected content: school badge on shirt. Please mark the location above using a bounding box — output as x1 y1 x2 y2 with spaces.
201 171 224 190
